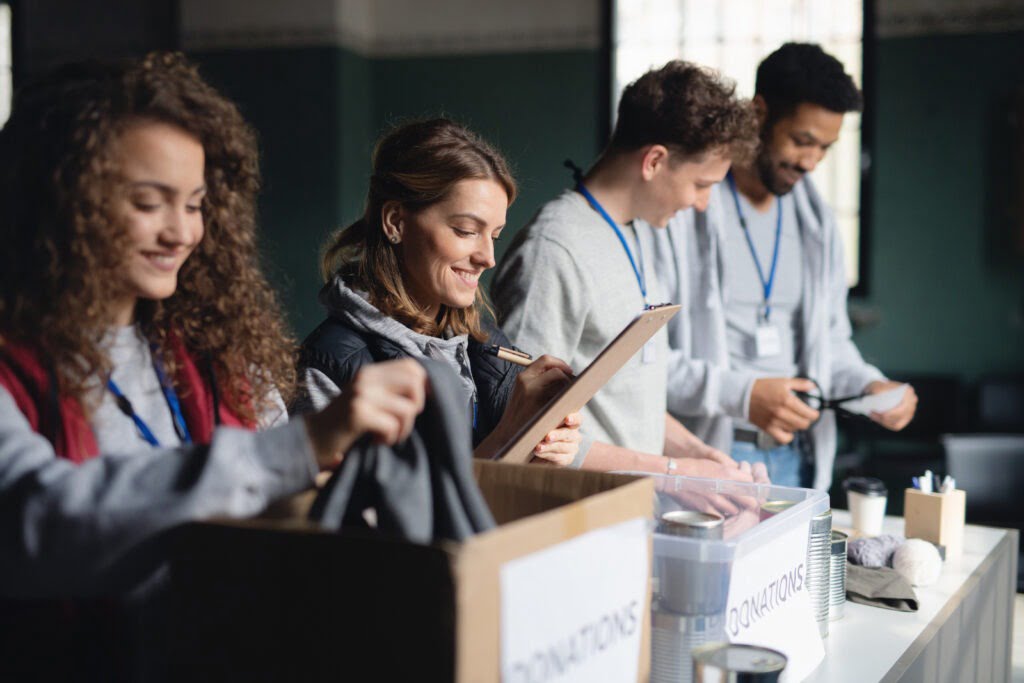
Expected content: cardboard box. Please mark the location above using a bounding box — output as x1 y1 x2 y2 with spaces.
903 487 967 559
166 461 654 682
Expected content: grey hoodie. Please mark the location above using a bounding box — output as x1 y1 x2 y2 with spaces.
295 276 478 414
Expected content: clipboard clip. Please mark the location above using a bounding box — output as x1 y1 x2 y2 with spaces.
645 302 676 311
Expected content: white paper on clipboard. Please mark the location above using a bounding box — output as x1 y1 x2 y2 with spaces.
495 304 681 464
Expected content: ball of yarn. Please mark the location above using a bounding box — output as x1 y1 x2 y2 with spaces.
847 534 904 567
892 539 942 586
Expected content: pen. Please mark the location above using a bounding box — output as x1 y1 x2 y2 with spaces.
485 345 534 367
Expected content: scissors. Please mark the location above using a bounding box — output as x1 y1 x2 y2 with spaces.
795 377 868 424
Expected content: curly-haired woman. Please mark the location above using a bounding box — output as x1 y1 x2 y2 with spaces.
0 53 428 607
296 118 584 466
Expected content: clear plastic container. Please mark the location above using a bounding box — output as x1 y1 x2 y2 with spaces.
621 473 829 683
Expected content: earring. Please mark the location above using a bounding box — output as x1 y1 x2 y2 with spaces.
389 234 401 244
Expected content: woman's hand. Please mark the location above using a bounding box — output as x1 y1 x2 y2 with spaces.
532 412 583 466
303 359 428 470
475 355 577 463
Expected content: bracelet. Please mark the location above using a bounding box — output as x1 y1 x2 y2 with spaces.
665 457 678 475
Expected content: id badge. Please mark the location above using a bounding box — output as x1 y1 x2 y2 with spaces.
642 338 657 365
754 323 782 358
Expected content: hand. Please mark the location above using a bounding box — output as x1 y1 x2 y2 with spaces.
492 354 574 442
866 380 918 431
664 414 737 466
670 457 754 483
532 412 583 466
749 377 820 444
303 359 428 470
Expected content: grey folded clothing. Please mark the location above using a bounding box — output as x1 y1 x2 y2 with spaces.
311 359 496 543
846 563 919 612
848 534 904 568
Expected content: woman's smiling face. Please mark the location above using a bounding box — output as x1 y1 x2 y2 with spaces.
389 178 508 318
110 119 206 325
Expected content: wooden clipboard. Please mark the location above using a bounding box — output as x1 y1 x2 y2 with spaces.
495 303 681 464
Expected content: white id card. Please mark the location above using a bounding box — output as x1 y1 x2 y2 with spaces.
754 323 782 358
641 338 657 364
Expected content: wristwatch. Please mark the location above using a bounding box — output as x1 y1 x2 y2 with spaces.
665 457 678 475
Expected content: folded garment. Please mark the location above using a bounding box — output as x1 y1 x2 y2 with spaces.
847 534 904 567
846 563 919 612
310 359 496 543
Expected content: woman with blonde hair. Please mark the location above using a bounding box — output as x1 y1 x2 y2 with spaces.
298 118 584 464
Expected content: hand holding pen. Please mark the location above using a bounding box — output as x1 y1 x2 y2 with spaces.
483 345 583 466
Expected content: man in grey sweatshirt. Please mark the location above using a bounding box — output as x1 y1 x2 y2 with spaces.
646 44 918 489
493 61 762 480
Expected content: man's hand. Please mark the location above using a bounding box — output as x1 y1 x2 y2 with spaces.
749 377 820 444
865 380 918 431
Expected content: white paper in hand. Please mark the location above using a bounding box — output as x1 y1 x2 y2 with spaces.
839 383 907 416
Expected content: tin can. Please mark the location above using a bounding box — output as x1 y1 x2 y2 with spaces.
659 511 725 539
829 530 848 621
758 500 797 522
692 642 787 682
806 509 832 638
651 609 725 683
655 512 729 616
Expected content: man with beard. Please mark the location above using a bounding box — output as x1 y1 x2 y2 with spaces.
646 43 918 489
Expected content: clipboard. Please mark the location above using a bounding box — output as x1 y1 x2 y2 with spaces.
495 303 681 464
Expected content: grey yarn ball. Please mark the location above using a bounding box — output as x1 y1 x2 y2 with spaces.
847 534 904 567
892 539 943 587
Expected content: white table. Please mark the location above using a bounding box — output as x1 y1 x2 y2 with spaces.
804 511 1018 683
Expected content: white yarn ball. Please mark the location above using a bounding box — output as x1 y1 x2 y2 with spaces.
892 539 942 586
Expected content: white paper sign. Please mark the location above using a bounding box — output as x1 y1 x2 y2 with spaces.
841 383 908 416
724 522 824 682
500 518 649 683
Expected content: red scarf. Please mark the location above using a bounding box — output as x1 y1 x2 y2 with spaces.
0 334 252 462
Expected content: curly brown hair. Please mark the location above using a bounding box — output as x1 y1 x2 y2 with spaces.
610 60 758 164
321 118 516 342
0 52 296 420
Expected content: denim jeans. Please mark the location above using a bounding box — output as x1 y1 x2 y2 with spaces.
730 436 810 488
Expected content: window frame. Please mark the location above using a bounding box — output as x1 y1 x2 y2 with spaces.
602 0 874 296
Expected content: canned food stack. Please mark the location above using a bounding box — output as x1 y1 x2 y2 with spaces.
652 511 728 683
806 509 833 638
829 531 848 621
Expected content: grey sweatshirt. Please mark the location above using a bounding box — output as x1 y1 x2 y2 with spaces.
294 276 477 413
0 327 318 598
492 190 669 456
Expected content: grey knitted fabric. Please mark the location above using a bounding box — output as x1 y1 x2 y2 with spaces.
847 534 905 568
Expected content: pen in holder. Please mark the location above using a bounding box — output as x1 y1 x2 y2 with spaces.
903 488 966 560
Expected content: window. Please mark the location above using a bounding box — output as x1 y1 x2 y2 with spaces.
1 3 10 127
613 0 865 288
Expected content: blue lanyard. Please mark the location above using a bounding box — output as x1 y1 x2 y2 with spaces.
726 171 783 321
574 182 649 306
107 349 192 447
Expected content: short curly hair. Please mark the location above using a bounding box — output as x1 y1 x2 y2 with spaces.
755 42 862 121
0 52 296 419
610 60 757 163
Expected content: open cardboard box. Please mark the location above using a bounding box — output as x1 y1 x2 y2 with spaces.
165 460 654 682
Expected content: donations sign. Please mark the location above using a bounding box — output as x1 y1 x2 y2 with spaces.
724 521 824 681
500 518 648 683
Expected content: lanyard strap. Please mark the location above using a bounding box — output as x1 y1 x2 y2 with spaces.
566 161 648 305
726 171 783 321
107 348 193 447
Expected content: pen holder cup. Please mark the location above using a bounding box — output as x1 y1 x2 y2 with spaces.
903 488 966 560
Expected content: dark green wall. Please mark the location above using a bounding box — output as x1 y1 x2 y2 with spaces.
852 31 1024 379
190 47 600 338
370 50 602 269
190 47 350 338
189 36 1024 382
